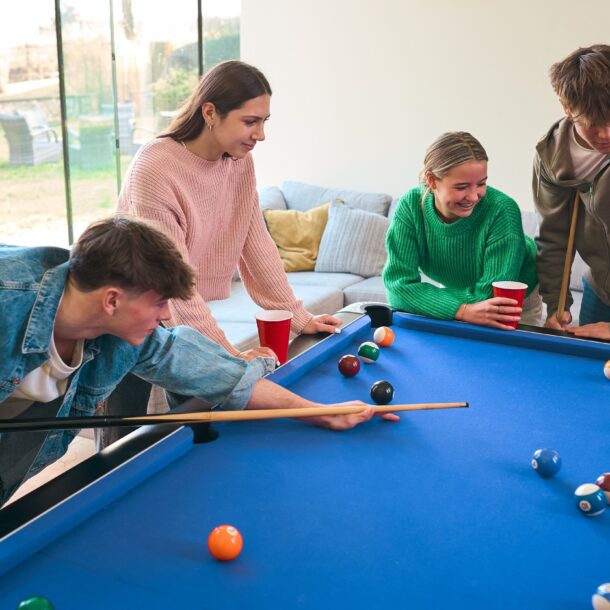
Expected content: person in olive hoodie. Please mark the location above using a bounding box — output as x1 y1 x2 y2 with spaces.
533 44 610 338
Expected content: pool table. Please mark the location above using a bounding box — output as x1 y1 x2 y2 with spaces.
1 312 610 609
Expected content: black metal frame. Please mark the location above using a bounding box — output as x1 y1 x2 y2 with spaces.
50 0 206 245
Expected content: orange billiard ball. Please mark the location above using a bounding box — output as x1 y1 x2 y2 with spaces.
208 525 243 561
373 326 395 347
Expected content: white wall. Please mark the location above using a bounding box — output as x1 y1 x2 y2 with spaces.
242 0 609 210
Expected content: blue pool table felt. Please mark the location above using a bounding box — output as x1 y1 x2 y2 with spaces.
1 313 610 609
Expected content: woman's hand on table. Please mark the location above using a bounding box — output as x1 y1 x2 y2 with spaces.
459 297 521 330
302 314 343 335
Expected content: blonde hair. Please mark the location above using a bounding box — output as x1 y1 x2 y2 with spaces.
419 132 488 204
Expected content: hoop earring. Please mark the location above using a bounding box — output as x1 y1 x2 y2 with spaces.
208 123 213 131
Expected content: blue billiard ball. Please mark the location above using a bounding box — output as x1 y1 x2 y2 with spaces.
592 583 610 610
531 448 562 478
575 483 606 516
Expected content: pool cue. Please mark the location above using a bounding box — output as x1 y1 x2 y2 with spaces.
0 402 468 433
556 190 581 324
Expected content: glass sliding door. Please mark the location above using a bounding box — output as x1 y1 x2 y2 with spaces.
0 0 241 248
60 1 119 239
0 0 66 246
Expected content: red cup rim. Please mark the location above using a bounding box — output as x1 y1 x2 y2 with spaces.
255 309 294 322
492 281 528 290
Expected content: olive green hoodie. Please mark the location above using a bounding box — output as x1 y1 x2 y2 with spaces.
533 117 610 314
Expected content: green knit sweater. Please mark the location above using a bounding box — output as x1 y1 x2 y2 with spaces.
383 185 538 320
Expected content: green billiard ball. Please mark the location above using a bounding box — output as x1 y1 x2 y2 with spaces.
358 341 380 363
17 596 54 610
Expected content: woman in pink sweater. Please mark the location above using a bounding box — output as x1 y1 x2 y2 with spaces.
117 61 341 360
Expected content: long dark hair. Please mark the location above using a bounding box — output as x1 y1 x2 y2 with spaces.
161 60 272 142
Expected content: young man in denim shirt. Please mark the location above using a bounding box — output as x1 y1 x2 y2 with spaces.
0 216 398 504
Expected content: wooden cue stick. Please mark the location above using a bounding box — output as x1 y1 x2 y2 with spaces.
556 190 581 324
0 402 468 433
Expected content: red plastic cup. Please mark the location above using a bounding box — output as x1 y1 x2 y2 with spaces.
492 281 528 328
255 310 294 364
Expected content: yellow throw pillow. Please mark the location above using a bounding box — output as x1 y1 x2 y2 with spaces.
263 201 339 272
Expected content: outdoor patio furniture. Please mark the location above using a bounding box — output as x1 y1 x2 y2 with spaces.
68 115 115 170
0 110 62 166
100 102 155 155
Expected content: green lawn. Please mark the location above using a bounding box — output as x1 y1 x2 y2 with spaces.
0 155 132 246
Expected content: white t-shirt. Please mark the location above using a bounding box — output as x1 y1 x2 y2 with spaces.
9 336 85 404
569 126 610 182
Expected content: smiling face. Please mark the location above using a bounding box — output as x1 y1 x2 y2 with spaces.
427 159 488 223
205 94 270 159
110 289 171 346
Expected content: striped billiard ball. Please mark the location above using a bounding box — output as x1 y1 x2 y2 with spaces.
373 326 395 347
531 448 561 478
574 483 606 516
358 341 380 363
592 583 610 610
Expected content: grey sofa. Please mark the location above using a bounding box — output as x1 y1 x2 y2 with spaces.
208 181 587 351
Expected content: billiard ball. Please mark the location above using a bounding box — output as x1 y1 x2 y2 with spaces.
595 473 610 504
604 361 610 379
358 341 380 363
338 354 361 377
574 483 606 516
373 326 395 347
17 596 54 610
370 380 394 405
208 524 243 561
593 583 610 610
530 448 561 478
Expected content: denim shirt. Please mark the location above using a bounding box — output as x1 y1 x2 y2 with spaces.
0 244 274 480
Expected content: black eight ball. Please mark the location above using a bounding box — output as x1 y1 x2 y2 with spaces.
370 380 394 405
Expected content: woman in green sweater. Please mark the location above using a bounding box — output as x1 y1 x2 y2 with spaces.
383 132 541 329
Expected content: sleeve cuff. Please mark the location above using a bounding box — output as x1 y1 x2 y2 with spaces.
290 309 314 334
215 356 276 410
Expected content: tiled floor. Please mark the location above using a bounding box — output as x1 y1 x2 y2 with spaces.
6 434 96 505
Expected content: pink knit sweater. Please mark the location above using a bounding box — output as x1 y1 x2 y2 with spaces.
117 137 312 355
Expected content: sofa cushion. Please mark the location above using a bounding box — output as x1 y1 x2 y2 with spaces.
286 271 364 290
315 202 389 277
208 281 345 350
570 252 587 292
343 276 388 305
520 210 588 292
281 181 392 216
263 201 331 272
388 197 400 221
258 185 288 210
520 210 539 238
